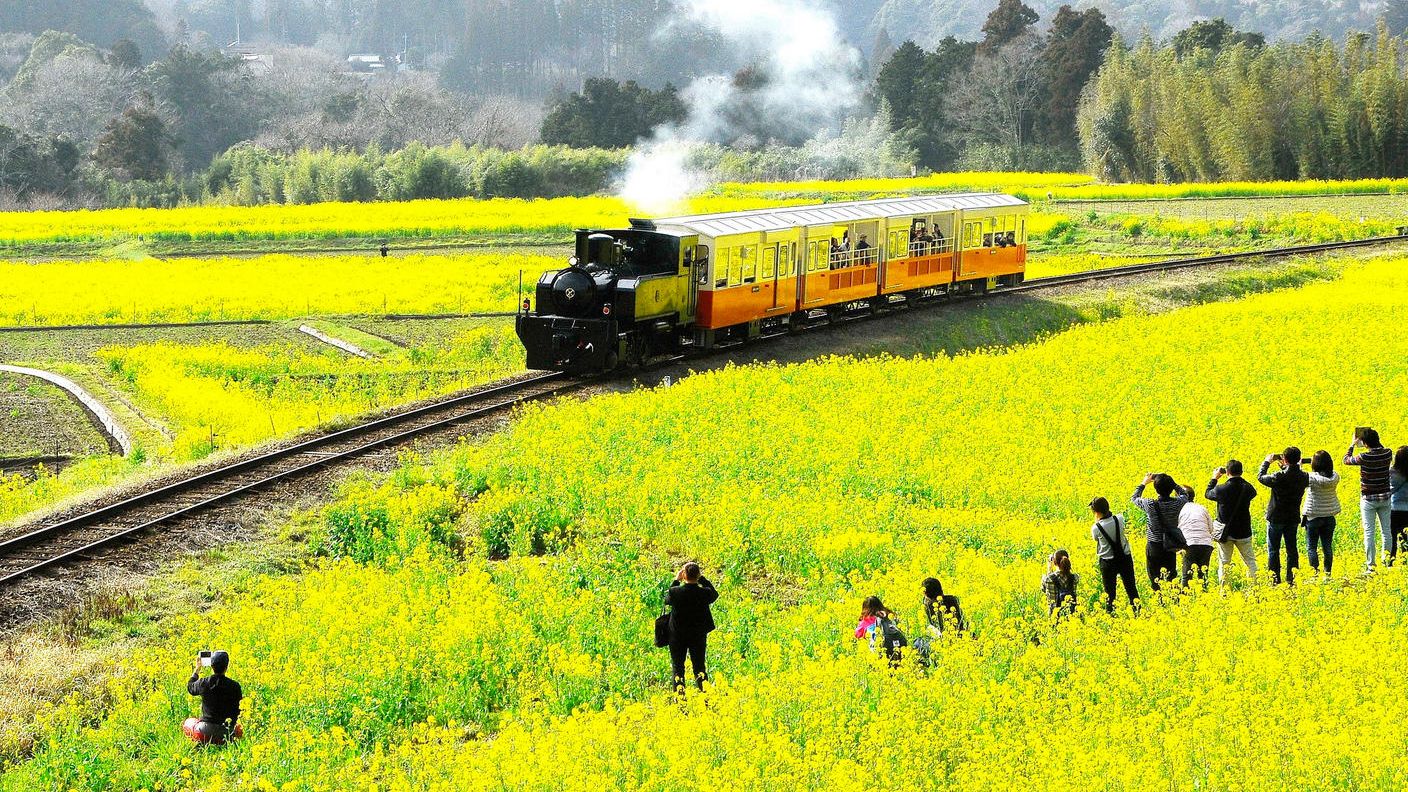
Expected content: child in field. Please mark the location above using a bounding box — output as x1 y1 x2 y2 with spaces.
1042 549 1079 616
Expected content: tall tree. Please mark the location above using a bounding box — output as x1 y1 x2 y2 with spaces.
1171 18 1265 60
874 40 926 127
951 34 1045 166
979 0 1039 54
94 104 174 181
1037 6 1113 146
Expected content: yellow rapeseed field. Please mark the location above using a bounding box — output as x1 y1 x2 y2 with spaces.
9 257 1408 790
0 252 550 326
0 173 1400 248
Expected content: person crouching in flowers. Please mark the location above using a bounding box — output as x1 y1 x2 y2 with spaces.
1042 549 1079 617
855 596 906 664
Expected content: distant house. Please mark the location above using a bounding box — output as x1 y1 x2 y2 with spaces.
345 53 412 77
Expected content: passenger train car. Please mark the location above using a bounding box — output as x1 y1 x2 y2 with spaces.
515 193 1029 371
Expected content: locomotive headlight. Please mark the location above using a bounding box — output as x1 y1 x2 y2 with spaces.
602 304 612 316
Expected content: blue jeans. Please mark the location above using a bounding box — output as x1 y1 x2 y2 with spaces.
1361 498 1393 569
1266 522 1299 585
1305 516 1336 574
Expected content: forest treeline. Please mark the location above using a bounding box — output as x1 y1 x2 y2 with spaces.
0 0 1407 208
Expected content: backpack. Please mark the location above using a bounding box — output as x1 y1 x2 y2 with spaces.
876 614 907 652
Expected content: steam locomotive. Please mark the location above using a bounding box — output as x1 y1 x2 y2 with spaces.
515 193 1028 371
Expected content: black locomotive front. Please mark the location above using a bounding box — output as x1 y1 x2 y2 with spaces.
516 232 632 371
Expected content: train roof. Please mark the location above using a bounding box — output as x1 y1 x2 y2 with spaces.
635 193 1027 238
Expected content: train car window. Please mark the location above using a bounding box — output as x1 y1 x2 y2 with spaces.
1018 219 1026 245
740 245 756 283
762 247 776 280
810 240 825 272
778 244 792 277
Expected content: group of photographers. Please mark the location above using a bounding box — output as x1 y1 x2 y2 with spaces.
179 427 1408 739
1047 427 1408 615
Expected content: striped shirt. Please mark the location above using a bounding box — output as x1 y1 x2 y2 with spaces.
1345 445 1393 500
1132 484 1190 545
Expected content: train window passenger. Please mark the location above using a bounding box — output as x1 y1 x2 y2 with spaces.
983 233 994 247
933 227 946 253
855 234 873 265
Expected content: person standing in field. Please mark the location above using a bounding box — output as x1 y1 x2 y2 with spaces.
1132 473 1189 591
1258 448 1310 585
1042 549 1079 616
1303 450 1342 577
664 562 718 693
1345 428 1393 572
1206 460 1259 585
1177 486 1216 588
1089 497 1138 612
1389 447 1408 565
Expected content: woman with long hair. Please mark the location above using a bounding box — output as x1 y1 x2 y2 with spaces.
1304 450 1342 576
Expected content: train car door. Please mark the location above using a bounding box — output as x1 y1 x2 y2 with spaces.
688 241 707 319
958 218 981 278
762 244 781 311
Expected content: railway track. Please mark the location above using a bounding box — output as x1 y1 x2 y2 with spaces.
2 233 1405 592
1014 235 1408 293
0 372 581 589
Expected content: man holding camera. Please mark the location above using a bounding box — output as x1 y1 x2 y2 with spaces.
183 650 243 745
1206 460 1259 585
1258 448 1310 585
1132 472 1190 590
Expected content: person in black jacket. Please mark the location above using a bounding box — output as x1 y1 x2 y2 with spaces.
1258 447 1310 585
183 651 243 745
1206 459 1260 586
664 562 718 693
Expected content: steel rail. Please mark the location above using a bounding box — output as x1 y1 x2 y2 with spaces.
0 372 576 587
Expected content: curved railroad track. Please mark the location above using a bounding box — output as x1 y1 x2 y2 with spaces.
0 372 581 589
2 232 1405 592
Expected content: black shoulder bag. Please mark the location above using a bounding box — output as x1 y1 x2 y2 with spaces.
654 593 672 649
1096 515 1130 560
1155 500 1188 550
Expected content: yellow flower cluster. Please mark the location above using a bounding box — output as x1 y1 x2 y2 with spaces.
0 173 1398 248
12 259 1408 790
96 330 523 460
0 195 805 247
0 252 554 326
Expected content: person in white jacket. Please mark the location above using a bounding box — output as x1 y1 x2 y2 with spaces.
1303 450 1342 576
1178 486 1216 588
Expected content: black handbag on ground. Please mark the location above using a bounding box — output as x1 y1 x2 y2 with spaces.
654 599 671 649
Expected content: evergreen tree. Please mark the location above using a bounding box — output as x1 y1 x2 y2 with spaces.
94 104 174 181
979 0 1039 53
1037 5 1113 146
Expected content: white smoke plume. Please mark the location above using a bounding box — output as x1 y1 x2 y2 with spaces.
618 0 864 214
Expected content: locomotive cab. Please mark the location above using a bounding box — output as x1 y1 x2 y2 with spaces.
516 226 698 371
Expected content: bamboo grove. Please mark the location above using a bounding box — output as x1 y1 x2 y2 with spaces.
1079 24 1408 183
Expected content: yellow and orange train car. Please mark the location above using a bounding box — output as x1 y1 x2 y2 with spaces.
516 194 1029 370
